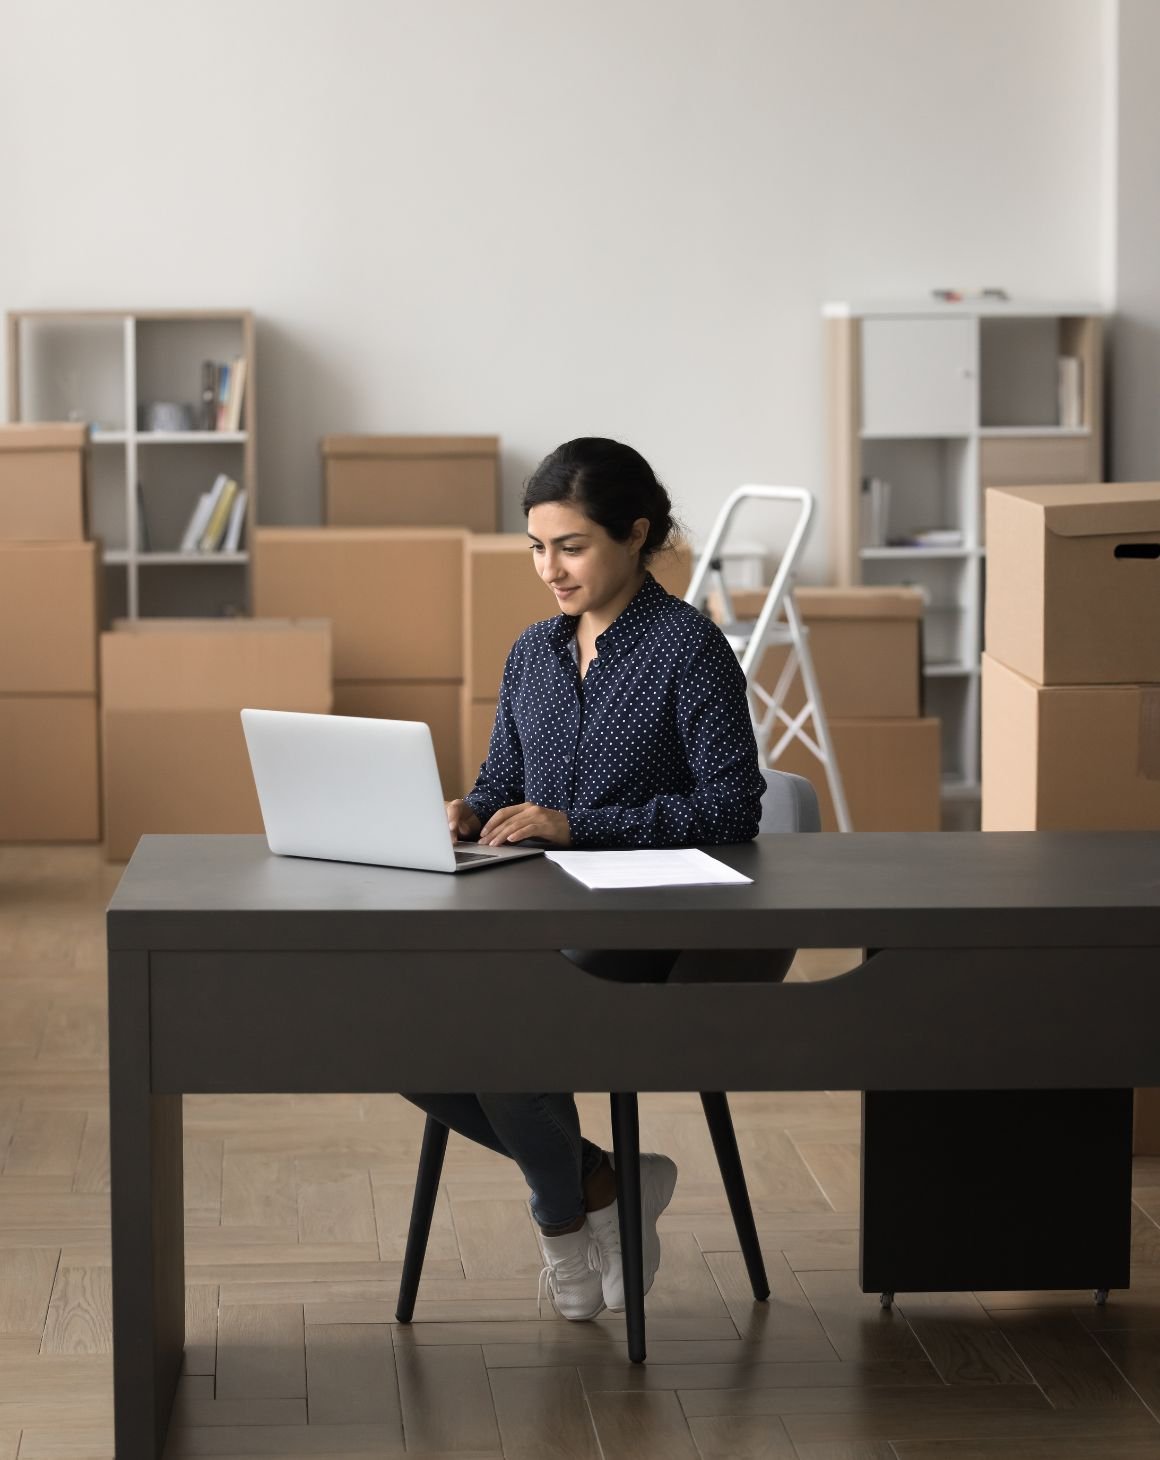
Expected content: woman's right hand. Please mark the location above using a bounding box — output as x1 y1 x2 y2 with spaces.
446 799 482 842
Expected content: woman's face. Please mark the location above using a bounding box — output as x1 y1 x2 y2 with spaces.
527 501 648 618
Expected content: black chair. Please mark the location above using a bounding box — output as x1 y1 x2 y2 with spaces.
395 769 821 1362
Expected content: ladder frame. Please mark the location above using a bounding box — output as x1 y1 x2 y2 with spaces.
684 485 852 833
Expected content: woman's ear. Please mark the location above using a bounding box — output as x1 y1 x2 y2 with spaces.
630 516 650 555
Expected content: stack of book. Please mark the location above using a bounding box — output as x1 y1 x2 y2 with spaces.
199 357 248 432
179 473 248 553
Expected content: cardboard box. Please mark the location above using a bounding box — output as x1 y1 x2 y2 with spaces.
0 424 87 540
772 717 942 832
253 527 466 681
651 540 695 600
0 541 99 693
323 435 500 533
981 653 1160 831
0 695 99 841
460 691 497 792
986 482 1160 685
333 680 461 798
100 619 332 861
465 536 559 698
710 586 923 720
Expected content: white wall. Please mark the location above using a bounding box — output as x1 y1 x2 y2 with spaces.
1 0 1107 577
1111 0 1160 481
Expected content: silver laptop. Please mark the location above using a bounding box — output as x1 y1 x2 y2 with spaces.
240 708 544 874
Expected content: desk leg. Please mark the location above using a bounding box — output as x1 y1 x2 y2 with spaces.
611 1093 646 1364
109 950 185 1459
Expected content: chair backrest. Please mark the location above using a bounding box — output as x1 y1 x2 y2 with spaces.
759 768 820 835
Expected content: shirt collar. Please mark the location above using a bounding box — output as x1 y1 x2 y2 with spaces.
545 572 668 660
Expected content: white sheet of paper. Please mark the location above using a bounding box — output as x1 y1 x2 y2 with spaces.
545 848 752 890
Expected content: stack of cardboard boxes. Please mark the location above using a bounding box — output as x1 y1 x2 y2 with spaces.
253 528 465 794
322 436 500 532
100 619 332 861
709 586 940 831
982 480 1160 1151
0 425 100 841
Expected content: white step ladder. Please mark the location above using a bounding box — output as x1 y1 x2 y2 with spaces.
684 485 852 833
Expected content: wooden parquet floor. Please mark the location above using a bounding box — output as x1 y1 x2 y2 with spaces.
2 845 1160 1458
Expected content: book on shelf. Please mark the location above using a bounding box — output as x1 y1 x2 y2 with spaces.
199 476 239 551
222 488 247 552
178 472 239 552
1058 355 1083 429
199 360 217 431
214 363 231 431
209 356 247 432
225 356 247 432
860 476 892 548
136 480 151 552
179 487 219 553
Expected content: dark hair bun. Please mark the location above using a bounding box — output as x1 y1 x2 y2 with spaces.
521 437 676 565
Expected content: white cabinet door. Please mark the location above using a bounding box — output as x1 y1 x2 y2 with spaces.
860 318 977 436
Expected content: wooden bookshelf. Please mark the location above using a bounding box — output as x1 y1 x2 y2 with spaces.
6 308 257 619
824 299 1104 797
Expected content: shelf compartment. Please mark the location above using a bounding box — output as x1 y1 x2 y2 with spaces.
13 315 128 432
860 437 976 553
135 316 248 434
135 446 248 556
979 315 1099 431
923 673 979 786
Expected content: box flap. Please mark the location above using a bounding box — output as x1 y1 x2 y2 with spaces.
994 482 1160 537
793 587 925 621
709 585 924 624
0 423 88 453
322 435 499 460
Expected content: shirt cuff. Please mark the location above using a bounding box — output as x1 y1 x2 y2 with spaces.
463 791 497 828
565 807 616 849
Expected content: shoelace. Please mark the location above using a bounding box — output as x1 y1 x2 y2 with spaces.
536 1239 600 1318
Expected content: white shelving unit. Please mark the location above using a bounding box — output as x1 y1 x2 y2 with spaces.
6 309 257 619
825 298 1103 798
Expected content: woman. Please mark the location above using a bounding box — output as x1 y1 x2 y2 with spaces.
408 437 765 1322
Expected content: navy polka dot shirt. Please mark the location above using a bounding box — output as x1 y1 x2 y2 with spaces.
465 572 765 849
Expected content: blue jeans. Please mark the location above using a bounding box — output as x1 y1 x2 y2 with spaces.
403 1091 606 1232
403 948 681 1233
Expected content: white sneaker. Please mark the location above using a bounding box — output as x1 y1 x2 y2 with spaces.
537 1226 605 1321
586 1152 678 1313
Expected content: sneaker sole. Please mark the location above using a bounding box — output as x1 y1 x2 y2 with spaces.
607 1155 678 1312
556 1298 607 1322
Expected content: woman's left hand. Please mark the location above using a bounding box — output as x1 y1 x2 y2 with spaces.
478 803 572 847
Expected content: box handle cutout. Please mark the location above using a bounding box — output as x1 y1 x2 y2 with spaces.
1114 544 1160 559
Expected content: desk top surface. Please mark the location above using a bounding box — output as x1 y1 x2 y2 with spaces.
106 832 1160 953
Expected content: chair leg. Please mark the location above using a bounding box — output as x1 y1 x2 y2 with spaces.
395 1116 449 1323
610 1092 646 1363
700 1092 770 1302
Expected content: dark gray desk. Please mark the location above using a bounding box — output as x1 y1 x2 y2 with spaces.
107 831 1160 1458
